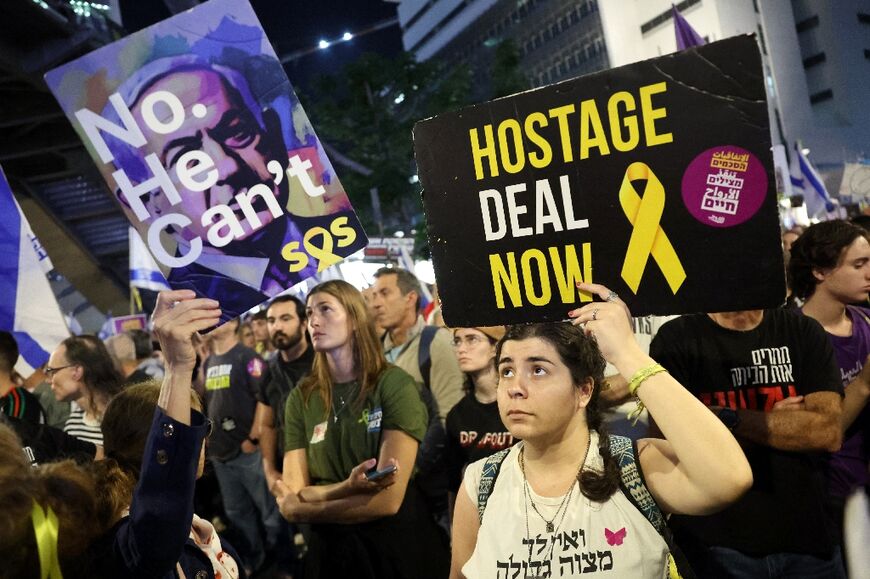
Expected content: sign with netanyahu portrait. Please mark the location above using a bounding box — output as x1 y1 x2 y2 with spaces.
414 35 784 326
46 0 367 325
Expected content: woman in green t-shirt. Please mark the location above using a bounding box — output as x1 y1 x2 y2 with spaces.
273 279 449 579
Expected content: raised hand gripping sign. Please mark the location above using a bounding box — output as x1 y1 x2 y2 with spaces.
45 0 367 325
414 35 784 327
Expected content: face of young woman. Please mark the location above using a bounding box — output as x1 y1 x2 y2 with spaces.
496 337 589 442
306 292 352 354
452 328 496 374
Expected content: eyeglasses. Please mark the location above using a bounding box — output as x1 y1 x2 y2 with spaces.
44 364 75 378
452 335 486 349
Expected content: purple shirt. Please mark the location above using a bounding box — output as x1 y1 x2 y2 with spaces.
823 305 870 498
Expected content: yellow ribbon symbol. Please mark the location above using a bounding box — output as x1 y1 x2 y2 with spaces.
304 227 343 272
31 500 63 579
619 162 686 294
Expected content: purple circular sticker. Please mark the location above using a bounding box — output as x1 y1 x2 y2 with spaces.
681 145 768 228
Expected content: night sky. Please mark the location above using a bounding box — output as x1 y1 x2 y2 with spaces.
119 0 405 90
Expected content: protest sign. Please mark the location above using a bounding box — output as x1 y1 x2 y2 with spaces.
110 314 148 335
839 163 870 199
45 0 367 325
414 35 784 326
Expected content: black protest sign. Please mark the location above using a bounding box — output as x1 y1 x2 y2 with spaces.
414 35 784 327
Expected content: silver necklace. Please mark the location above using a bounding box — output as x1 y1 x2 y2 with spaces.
520 434 591 534
330 383 358 423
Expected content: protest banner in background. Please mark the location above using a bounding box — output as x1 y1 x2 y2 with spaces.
414 35 783 327
110 314 148 335
0 167 70 375
839 163 870 199
45 0 367 325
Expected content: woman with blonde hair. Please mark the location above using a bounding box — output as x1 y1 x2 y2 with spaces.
273 279 449 579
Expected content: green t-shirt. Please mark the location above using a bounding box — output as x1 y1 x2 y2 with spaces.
284 365 428 485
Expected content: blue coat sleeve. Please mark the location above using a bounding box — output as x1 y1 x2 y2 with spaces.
109 407 207 577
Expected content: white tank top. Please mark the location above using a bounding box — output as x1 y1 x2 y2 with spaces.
462 432 669 578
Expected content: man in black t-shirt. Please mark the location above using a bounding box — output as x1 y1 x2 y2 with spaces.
204 319 281 573
651 309 846 577
257 294 314 489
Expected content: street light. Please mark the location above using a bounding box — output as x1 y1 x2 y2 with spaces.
280 16 399 64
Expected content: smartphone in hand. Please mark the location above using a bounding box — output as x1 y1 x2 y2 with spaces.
365 464 397 481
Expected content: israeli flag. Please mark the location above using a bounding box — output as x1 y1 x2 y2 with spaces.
129 227 170 292
791 144 836 217
0 167 70 376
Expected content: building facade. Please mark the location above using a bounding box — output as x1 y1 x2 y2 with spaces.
396 0 869 181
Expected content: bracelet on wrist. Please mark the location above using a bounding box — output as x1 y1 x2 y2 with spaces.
628 363 667 396
626 363 668 424
246 437 259 446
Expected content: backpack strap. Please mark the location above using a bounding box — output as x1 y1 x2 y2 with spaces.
609 434 667 535
610 434 692 579
418 325 439 391
476 447 511 523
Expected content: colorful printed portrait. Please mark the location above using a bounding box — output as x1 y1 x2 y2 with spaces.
46 0 367 324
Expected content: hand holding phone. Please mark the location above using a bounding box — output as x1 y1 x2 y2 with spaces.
365 464 398 481
348 458 398 493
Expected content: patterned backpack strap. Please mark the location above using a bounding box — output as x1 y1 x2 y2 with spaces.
477 447 512 523
609 434 667 534
609 434 690 579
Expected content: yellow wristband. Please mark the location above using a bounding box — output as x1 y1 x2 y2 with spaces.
628 363 667 397
626 363 667 425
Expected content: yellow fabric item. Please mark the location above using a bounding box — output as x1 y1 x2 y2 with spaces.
31 500 63 579
626 363 667 425
619 162 686 294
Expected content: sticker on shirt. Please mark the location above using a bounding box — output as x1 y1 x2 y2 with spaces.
310 421 328 444
605 527 626 546
247 358 264 378
359 407 383 433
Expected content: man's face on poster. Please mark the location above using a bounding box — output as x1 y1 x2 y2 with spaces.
132 68 287 245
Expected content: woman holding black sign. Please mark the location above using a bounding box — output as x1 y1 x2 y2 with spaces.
449 283 752 579
273 280 449 579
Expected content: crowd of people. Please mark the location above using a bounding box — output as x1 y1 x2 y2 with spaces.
2 220 870 578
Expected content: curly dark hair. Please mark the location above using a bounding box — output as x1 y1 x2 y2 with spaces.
788 220 869 299
495 323 619 502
